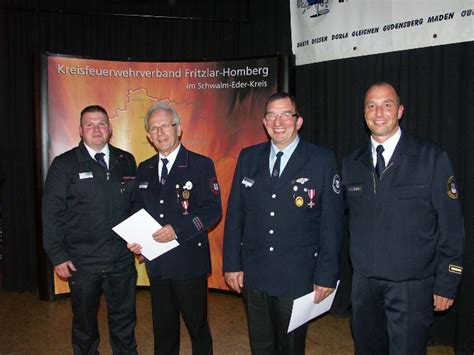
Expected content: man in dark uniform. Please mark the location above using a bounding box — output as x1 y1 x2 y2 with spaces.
42 105 138 354
342 82 464 354
223 92 344 354
128 102 222 355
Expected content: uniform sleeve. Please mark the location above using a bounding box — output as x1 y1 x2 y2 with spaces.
313 152 344 288
223 151 246 272
172 158 222 243
42 158 71 266
432 151 464 299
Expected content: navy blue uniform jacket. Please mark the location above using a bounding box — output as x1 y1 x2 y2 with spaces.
42 142 137 271
342 132 464 299
133 146 222 280
223 139 344 298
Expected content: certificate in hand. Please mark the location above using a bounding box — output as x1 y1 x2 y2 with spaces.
112 208 179 261
287 281 340 333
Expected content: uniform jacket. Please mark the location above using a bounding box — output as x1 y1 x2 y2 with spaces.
223 139 344 298
133 145 222 280
42 142 137 272
342 132 464 299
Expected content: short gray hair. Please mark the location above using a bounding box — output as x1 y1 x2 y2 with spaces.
144 102 181 131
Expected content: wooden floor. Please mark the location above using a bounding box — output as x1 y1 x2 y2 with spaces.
0 289 455 354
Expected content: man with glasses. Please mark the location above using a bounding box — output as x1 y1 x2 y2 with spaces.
128 101 222 355
223 92 343 354
42 105 138 354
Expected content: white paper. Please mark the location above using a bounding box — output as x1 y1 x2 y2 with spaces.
112 208 179 261
288 281 340 333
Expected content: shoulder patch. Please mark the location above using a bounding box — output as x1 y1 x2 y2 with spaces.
210 177 220 195
447 176 458 199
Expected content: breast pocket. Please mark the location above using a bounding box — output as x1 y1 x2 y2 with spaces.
395 185 429 199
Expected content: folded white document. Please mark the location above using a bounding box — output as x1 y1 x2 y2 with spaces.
113 208 179 261
288 281 340 333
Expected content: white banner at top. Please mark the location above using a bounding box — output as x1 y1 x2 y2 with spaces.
290 0 474 66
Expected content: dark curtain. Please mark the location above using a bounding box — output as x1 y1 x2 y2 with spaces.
295 42 474 354
0 0 472 352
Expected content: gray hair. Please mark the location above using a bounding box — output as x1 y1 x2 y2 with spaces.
144 102 181 131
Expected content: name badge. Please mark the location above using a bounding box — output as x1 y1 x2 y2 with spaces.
139 182 149 189
241 177 254 188
79 172 93 179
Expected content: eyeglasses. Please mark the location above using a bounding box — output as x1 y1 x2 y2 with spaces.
148 123 177 134
264 112 298 121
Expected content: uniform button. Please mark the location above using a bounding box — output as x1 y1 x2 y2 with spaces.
198 242 202 246
269 230 274 235
270 211 275 216
159 200 164 204
314 252 318 257
159 214 164 218
240 242 244 246
269 247 274 252
271 194 277 199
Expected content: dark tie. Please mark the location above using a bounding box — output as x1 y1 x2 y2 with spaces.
375 145 385 178
272 151 284 179
94 152 108 170
160 158 169 185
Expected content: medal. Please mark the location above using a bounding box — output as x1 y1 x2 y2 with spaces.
181 200 189 215
295 196 304 207
307 188 316 208
182 190 190 200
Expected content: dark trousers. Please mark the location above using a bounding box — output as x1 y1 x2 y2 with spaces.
68 267 138 355
351 271 434 355
149 276 212 355
242 287 307 355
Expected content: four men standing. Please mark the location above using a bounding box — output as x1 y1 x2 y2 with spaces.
42 88 464 354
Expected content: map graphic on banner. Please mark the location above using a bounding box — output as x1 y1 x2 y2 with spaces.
291 0 474 65
45 55 278 294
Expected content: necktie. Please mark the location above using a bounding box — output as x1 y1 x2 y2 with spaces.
272 151 284 179
160 158 169 185
95 152 108 170
375 145 385 178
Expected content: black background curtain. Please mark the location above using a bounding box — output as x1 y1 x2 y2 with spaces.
0 1 472 353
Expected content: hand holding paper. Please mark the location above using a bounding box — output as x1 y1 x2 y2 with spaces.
113 209 179 261
288 281 340 333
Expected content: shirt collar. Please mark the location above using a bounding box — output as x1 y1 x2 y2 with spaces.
370 127 401 165
159 144 181 169
84 143 110 162
271 135 300 158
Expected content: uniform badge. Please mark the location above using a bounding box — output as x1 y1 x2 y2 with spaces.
242 177 254 188
139 182 149 189
449 264 462 275
79 172 93 179
182 190 190 200
296 177 309 184
295 196 304 207
447 176 458 199
332 174 341 194
307 188 316 208
184 181 193 190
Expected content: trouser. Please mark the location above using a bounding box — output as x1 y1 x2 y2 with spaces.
149 275 212 355
68 266 138 355
351 271 434 355
242 287 308 355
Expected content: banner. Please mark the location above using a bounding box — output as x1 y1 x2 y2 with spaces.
291 0 474 65
43 54 280 294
